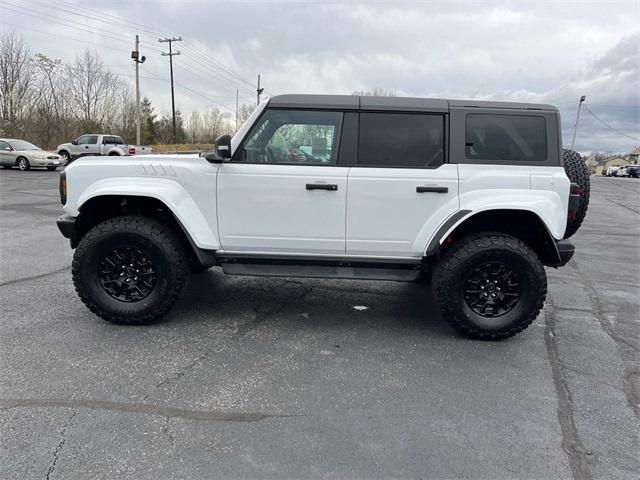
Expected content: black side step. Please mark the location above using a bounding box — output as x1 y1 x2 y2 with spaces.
218 256 421 282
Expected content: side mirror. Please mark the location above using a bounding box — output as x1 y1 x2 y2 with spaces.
71 140 78 145
214 134 232 159
3 146 11 151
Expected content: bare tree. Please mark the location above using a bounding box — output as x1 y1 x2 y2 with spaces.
352 88 395 97
0 32 36 136
237 104 254 128
66 50 119 129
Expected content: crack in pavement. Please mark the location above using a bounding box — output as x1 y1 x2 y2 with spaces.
606 197 640 214
569 262 639 354
45 411 76 480
544 304 593 480
0 399 298 422
141 345 227 402
623 368 640 418
0 266 70 288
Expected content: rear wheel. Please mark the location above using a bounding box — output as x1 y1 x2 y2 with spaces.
432 233 547 340
562 149 590 239
17 157 30 171
72 215 189 325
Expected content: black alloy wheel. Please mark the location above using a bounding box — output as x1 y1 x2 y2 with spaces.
98 246 157 302
463 261 521 318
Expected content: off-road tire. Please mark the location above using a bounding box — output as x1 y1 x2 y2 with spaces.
562 149 590 239
432 233 547 340
17 157 30 171
72 215 189 325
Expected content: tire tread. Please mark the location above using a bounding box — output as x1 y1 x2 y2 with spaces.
71 215 188 325
432 233 547 340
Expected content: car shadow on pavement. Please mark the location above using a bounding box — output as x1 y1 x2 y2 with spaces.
169 268 454 339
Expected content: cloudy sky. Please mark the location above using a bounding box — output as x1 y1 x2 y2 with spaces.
2 0 639 152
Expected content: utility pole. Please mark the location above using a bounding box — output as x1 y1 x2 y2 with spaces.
256 74 264 107
235 89 239 131
571 95 586 150
159 36 182 143
131 35 146 145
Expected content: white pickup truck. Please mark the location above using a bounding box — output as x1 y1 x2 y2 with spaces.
56 94 590 340
56 134 152 165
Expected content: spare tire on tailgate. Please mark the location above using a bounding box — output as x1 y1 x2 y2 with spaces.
562 149 590 239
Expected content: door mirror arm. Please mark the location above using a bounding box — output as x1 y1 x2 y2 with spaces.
201 151 225 164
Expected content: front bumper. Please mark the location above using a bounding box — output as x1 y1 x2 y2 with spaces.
555 240 575 267
57 214 76 243
33 158 61 166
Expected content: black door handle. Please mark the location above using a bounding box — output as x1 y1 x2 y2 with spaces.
417 185 448 193
306 183 338 191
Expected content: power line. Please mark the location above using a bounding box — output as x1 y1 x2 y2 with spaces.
0 1 160 51
583 105 640 142
46 0 261 95
3 1 258 99
52 0 172 38
583 104 640 110
0 21 135 55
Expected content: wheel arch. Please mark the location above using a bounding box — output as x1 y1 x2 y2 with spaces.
73 194 217 268
426 209 562 266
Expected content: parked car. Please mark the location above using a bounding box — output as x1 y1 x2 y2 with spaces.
0 138 62 171
627 165 640 178
56 134 152 165
605 165 625 177
56 94 589 340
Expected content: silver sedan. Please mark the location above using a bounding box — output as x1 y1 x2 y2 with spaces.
0 138 62 171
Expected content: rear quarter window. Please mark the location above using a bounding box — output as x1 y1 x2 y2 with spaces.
465 114 547 162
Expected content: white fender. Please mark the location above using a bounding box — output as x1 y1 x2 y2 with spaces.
63 157 221 250
423 164 570 253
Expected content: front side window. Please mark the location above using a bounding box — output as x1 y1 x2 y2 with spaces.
240 109 343 165
358 113 445 167
77 135 98 145
0 141 11 150
465 114 547 161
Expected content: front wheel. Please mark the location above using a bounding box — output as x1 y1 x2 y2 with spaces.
18 157 30 171
72 216 189 325
59 151 71 165
432 233 547 340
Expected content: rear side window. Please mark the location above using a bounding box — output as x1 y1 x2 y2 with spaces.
358 113 445 168
465 114 547 161
103 136 123 145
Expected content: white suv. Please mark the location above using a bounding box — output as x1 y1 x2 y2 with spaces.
57 95 589 339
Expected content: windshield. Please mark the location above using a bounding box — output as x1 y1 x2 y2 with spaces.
9 140 40 151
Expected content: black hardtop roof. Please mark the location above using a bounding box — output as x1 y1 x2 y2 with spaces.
267 94 557 112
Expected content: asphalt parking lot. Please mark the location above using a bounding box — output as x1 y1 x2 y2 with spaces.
0 170 638 479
